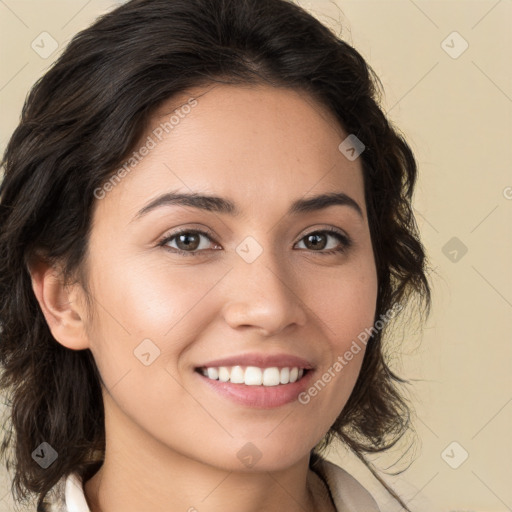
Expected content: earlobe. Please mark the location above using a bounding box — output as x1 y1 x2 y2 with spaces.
28 259 91 350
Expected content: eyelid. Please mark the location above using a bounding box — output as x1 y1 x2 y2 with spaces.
296 225 349 242
158 224 217 240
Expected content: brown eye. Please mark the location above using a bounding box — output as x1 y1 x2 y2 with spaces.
295 229 352 254
175 232 201 251
303 233 327 250
159 229 219 256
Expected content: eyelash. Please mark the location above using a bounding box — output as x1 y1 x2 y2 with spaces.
158 227 352 257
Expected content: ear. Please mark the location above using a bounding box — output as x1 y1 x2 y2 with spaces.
28 258 91 350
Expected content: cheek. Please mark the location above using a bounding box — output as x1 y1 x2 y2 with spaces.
89 253 226 334
84 257 230 377
315 258 378 351
298 257 377 421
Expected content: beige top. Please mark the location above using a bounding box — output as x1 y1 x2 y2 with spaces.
37 458 381 511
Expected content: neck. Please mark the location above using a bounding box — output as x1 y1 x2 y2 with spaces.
84 456 331 512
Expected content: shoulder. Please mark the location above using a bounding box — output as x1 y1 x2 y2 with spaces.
312 457 381 512
37 475 67 512
37 472 90 512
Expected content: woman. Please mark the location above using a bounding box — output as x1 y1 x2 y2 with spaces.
0 0 431 510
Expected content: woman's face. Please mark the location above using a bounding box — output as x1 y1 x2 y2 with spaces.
79 83 378 471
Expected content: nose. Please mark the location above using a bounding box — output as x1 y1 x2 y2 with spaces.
220 246 308 337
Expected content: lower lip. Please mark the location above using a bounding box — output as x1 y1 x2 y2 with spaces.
196 370 314 409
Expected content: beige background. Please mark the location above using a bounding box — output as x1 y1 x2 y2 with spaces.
1 1 511 511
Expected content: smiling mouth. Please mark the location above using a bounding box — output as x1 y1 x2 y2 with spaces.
196 365 308 386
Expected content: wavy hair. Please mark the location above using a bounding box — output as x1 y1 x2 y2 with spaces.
0 0 431 509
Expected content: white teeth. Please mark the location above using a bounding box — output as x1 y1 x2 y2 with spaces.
218 366 230 382
230 365 245 384
262 367 280 386
244 366 262 385
207 367 219 380
200 365 306 386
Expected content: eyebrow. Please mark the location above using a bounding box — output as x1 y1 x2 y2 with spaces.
132 190 364 222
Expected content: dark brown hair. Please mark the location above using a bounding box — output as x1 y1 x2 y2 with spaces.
0 0 431 509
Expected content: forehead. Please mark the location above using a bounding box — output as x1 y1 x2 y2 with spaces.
93 83 366 225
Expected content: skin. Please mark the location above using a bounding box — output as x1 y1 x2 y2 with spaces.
30 83 378 512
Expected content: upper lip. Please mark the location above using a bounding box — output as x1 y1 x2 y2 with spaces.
196 352 314 370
